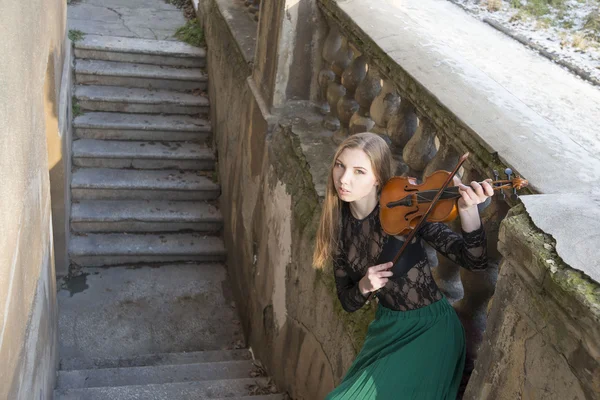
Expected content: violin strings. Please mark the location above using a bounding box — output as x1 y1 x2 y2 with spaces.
401 183 512 205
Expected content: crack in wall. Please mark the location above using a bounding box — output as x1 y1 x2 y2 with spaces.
286 315 334 386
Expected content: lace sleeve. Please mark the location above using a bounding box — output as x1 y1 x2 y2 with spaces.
418 220 488 271
333 254 368 312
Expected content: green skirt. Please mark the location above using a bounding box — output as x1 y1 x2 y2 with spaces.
326 296 465 400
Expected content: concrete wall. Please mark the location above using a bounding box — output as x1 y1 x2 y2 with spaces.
0 0 67 398
197 1 357 398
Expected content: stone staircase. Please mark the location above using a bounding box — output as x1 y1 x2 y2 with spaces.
55 34 283 400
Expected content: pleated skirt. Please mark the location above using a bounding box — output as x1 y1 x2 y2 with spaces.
325 296 466 400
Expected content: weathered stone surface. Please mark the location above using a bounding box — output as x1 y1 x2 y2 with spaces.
55 379 280 399
57 360 256 389
58 265 241 361
197 0 257 64
318 0 600 195
521 194 600 285
75 60 207 92
197 1 357 397
75 34 205 58
71 168 219 201
465 205 600 399
71 200 222 233
57 0 282 397
60 349 252 371
75 85 209 115
74 34 205 67
68 2 186 43
73 112 211 142
72 139 215 170
69 233 226 266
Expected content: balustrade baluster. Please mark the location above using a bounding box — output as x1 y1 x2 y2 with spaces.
402 117 436 179
370 80 400 136
349 64 381 135
333 53 365 143
322 29 352 132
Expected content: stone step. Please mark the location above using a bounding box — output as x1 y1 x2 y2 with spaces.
71 200 223 233
74 34 206 67
58 265 244 361
57 360 257 389
69 233 227 267
75 85 209 115
73 112 211 142
55 379 284 400
71 168 219 201
75 59 207 92
72 139 215 170
60 350 252 371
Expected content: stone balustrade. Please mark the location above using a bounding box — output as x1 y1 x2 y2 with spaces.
317 6 524 384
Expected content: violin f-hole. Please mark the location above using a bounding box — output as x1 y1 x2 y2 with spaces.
404 209 420 221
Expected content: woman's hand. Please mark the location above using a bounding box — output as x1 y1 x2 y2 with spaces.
358 262 393 296
456 178 494 211
452 177 494 232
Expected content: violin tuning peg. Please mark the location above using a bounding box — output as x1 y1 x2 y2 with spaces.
505 168 513 180
512 185 519 200
493 170 499 185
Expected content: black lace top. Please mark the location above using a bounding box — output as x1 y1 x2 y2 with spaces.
333 202 488 312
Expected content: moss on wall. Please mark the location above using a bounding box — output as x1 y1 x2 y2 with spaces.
504 204 600 317
269 120 377 354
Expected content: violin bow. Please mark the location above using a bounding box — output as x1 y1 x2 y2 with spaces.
366 152 470 303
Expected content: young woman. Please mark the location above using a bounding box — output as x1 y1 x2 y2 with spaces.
313 132 494 399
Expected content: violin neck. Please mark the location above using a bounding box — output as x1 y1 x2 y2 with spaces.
384 179 517 210
424 180 513 200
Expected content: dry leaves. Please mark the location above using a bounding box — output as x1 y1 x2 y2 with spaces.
247 378 279 395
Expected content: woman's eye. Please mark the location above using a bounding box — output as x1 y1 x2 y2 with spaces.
355 169 365 175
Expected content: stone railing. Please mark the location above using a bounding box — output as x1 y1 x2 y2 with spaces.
316 3 525 384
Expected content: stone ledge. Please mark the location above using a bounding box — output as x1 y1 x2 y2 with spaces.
197 0 257 66
521 194 600 286
499 203 600 322
470 202 600 399
274 101 336 198
318 0 600 196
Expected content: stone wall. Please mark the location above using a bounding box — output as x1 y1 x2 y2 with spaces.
197 0 600 398
0 0 67 398
464 201 600 399
197 1 362 397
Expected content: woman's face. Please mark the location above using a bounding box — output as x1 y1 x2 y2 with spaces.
332 148 379 203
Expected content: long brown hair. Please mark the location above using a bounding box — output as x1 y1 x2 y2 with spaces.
312 132 394 269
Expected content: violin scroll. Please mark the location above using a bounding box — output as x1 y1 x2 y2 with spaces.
493 169 529 200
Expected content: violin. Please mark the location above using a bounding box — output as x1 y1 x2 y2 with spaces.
380 167 529 236
365 152 528 302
